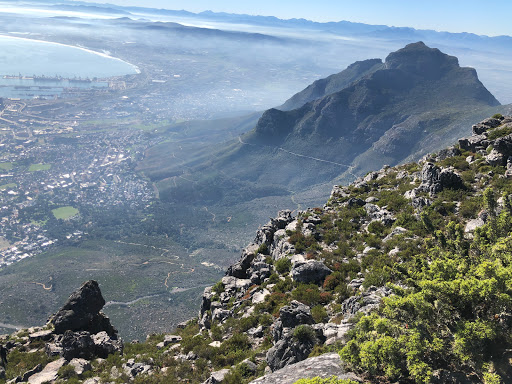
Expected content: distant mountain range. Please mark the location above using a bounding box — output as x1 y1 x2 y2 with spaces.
142 42 508 208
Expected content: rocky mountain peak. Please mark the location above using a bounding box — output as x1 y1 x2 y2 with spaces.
384 41 459 79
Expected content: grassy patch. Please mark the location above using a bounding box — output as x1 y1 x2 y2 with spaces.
0 183 16 190
0 162 13 170
28 163 51 172
52 206 79 220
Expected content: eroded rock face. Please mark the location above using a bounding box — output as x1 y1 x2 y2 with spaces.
50 280 117 338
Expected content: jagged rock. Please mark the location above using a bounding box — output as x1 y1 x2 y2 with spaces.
17 364 42 383
494 133 512 157
291 261 332 284
226 246 257 279
92 331 123 357
123 358 152 377
256 353 361 383
341 286 392 319
458 134 489 152
69 358 91 375
472 117 503 135
271 229 295 260
59 330 123 360
266 330 321 372
248 325 264 338
365 203 395 225
436 146 461 161
278 301 314 330
486 149 505 166
439 168 465 190
27 358 66 384
202 368 230 384
61 331 95 360
271 210 293 229
209 340 221 348
212 308 231 323
50 280 117 338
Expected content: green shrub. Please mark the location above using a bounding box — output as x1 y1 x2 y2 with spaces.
257 243 269 255
311 305 328 323
293 325 316 343
212 281 225 295
292 284 322 306
275 257 292 274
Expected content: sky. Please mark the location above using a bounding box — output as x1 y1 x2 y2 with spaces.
72 0 512 37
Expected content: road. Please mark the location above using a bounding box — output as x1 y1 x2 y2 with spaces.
238 135 357 178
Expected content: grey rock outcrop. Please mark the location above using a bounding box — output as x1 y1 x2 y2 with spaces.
50 280 117 337
251 353 362 384
341 286 392 319
291 261 332 285
266 301 324 372
203 368 230 384
45 280 123 361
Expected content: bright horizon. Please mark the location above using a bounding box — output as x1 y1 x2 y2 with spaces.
70 0 512 37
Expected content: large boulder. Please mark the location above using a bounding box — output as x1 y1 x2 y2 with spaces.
50 280 117 338
291 261 332 284
251 353 361 384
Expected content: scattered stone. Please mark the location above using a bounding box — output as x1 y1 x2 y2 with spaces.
209 341 221 348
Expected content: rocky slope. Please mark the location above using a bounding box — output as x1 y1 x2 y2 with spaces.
3 114 512 383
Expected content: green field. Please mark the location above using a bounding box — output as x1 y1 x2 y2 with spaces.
29 163 51 172
0 162 13 171
0 183 16 190
52 206 79 220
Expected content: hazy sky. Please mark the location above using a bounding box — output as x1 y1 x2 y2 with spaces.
74 0 512 36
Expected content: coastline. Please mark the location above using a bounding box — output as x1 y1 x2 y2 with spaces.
0 34 141 75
